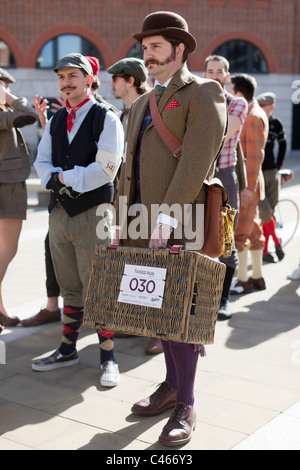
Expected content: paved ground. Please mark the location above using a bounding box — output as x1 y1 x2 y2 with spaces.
0 156 300 451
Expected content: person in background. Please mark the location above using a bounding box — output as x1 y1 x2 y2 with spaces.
204 55 248 320
229 74 269 295
0 68 38 329
108 57 162 353
257 92 286 263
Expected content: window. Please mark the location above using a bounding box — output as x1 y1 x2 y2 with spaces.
36 34 105 70
213 40 268 73
126 43 143 59
0 40 16 67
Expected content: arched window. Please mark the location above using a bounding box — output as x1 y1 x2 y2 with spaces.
213 40 268 74
126 43 143 59
0 40 16 67
36 34 105 70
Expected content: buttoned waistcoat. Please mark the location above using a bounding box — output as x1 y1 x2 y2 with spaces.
115 66 227 249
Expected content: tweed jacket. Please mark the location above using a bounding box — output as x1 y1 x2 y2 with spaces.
116 66 227 249
0 97 38 183
240 99 269 200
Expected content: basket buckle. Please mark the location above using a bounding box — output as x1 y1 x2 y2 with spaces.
170 245 183 254
110 243 119 250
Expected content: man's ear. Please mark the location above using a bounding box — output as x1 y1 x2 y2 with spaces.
87 74 94 87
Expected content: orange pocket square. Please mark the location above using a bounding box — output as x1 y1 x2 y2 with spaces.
165 100 179 110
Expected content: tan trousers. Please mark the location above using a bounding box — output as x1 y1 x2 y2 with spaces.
49 204 113 307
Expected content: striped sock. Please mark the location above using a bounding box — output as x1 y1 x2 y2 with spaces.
97 329 115 364
59 305 83 356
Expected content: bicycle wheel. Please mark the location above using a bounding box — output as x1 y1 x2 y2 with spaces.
271 199 300 248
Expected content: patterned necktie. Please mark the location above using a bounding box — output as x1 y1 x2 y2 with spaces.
154 85 166 104
65 97 90 132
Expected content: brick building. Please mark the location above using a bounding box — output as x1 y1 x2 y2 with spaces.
1 0 299 157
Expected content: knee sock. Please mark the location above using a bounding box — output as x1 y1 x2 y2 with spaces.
59 305 83 356
262 222 270 254
162 340 199 408
265 217 281 246
237 249 249 282
97 329 115 364
222 266 235 300
251 249 263 279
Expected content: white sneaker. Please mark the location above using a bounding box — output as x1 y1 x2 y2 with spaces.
287 266 300 281
100 361 120 387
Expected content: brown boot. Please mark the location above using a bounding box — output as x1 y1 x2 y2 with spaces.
131 381 177 416
145 337 163 354
20 308 61 327
159 402 196 447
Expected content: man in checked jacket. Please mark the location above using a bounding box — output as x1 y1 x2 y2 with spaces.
114 11 227 447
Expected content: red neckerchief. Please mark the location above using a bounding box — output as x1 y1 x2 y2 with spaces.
65 97 90 132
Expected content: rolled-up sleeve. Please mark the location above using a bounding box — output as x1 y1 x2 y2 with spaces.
35 110 124 192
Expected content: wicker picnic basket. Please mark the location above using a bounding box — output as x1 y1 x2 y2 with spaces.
83 244 226 344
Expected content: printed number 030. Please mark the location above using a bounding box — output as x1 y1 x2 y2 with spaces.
129 278 156 294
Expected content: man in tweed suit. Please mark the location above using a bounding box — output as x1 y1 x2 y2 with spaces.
114 11 227 446
229 74 269 295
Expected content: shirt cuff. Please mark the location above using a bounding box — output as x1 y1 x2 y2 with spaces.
157 213 178 229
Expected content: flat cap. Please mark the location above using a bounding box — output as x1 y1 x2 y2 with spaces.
0 67 16 83
107 57 148 82
54 53 93 75
256 92 276 106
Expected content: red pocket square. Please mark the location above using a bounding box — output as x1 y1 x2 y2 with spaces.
165 99 179 110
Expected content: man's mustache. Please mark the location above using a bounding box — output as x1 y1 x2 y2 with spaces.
144 59 160 67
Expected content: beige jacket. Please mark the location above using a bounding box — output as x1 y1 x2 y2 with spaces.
0 98 38 183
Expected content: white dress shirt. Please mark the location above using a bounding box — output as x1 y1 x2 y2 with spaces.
34 96 124 193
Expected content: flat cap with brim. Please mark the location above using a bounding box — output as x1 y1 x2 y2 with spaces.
256 92 276 105
0 67 16 83
107 57 148 82
54 53 93 75
132 11 197 54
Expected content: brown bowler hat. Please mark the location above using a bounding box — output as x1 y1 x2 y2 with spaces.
132 11 197 54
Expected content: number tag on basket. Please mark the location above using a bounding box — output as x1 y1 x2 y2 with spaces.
118 264 167 309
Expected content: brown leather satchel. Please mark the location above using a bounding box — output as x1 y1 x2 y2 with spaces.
149 88 235 258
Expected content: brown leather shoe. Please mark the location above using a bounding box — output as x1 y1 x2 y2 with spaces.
131 381 177 416
249 277 266 291
159 402 196 447
145 337 163 354
230 279 253 295
20 308 61 327
0 312 20 327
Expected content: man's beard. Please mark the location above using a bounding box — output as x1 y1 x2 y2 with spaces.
145 49 176 69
